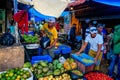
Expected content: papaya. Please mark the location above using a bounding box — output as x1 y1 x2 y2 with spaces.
70 62 77 69
63 61 71 70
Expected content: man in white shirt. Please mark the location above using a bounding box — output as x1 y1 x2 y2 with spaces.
76 27 103 70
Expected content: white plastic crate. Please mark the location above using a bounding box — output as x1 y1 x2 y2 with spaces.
0 68 33 80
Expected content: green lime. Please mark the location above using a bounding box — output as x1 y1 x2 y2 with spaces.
9 72 14 77
17 75 21 79
26 71 30 77
23 74 27 79
0 74 2 78
11 76 16 80
20 69 23 72
20 72 23 76
7 76 11 80
21 78 25 80
6 74 9 77
17 71 21 75
14 74 17 78
9 69 14 73
1 78 6 80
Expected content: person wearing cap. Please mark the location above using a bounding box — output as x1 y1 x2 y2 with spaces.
40 17 58 58
76 27 103 70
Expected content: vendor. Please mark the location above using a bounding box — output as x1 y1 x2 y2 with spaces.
76 27 103 70
40 17 58 58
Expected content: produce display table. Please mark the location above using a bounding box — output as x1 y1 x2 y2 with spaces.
0 44 24 71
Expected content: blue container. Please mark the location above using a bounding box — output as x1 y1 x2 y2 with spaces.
71 53 94 66
37 47 43 55
31 55 52 64
28 31 34 36
61 47 71 54
31 60 40 64
58 45 71 54
54 49 60 54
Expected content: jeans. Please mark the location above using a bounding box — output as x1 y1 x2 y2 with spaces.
42 47 55 58
108 53 117 77
107 50 120 79
117 57 120 79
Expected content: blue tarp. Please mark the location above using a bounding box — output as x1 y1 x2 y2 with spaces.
28 8 70 21
93 0 120 7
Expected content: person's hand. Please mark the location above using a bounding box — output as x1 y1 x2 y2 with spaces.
43 33 46 37
76 51 80 55
94 57 98 64
46 46 52 49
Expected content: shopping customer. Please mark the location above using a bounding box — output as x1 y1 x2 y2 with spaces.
76 27 103 70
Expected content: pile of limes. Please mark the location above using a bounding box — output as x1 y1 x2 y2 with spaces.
0 68 31 80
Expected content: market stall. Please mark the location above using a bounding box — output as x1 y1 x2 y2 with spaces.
0 0 119 80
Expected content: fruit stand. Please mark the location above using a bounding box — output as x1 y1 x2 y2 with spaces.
0 52 114 80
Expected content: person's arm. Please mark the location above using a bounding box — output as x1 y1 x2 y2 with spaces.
47 28 58 49
47 38 57 49
76 42 88 55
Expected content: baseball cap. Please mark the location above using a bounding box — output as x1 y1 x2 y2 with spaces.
85 18 90 23
47 17 56 23
97 23 104 28
90 27 97 34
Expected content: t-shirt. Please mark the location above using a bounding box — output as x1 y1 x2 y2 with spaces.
85 34 103 51
9 26 15 34
41 23 58 45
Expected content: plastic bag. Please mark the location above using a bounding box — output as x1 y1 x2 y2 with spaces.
40 36 50 49
0 32 15 46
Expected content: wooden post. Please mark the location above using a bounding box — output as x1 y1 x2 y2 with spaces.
13 0 19 43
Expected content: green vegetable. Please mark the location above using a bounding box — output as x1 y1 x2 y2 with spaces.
37 70 42 74
53 60 59 66
57 63 63 69
39 61 48 67
33 63 38 68
46 71 53 76
42 67 49 73
53 69 61 76
23 62 32 68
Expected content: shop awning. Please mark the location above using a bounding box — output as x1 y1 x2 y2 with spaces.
18 3 70 22
93 0 120 7
17 0 86 17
